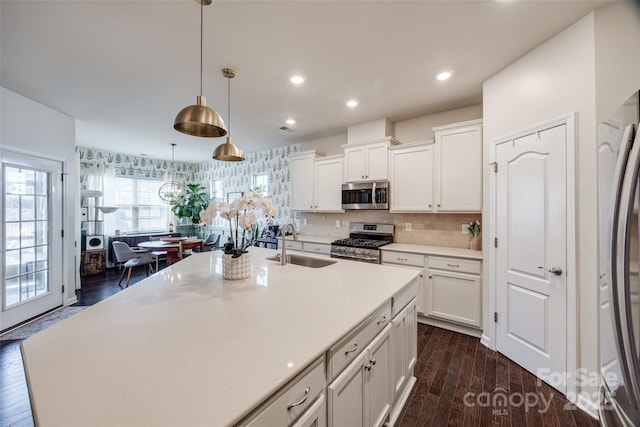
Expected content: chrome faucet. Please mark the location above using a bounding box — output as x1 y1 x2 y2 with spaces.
280 223 298 265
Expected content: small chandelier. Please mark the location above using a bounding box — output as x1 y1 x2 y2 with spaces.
174 0 227 138
158 143 186 205
213 68 245 161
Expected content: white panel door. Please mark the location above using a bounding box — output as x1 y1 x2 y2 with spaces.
1 150 63 330
495 123 567 392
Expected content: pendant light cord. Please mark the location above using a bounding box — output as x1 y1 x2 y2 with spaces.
171 143 176 180
199 0 203 96
227 75 231 135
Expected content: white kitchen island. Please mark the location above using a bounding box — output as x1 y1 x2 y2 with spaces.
21 247 419 426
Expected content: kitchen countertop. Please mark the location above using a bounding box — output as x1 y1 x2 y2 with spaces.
382 243 483 260
21 247 418 426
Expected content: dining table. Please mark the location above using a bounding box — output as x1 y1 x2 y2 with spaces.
137 238 204 266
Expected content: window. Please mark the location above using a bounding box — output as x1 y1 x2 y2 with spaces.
252 173 269 196
113 177 167 233
211 179 223 201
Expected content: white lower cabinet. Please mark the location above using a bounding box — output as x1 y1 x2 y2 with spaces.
328 324 393 427
381 251 427 315
427 256 482 329
277 240 331 257
291 394 326 427
242 357 326 427
392 298 417 400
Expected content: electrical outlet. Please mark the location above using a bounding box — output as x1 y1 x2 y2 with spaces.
462 224 469 234
303 218 308 226
335 220 341 228
405 223 412 231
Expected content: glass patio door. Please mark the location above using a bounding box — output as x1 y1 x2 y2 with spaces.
1 150 63 331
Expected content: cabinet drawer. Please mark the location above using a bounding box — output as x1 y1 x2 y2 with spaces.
428 256 481 275
382 251 425 267
244 357 326 427
392 276 418 316
304 242 330 256
280 240 303 251
329 300 391 379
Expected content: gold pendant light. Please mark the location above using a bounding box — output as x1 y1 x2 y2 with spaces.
212 68 245 161
174 0 227 138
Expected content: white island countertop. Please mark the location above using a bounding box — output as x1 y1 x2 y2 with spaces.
21 247 418 426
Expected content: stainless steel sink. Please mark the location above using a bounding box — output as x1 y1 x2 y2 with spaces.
266 254 337 268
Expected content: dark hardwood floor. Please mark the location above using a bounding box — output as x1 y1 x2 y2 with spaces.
396 324 600 427
1 267 600 427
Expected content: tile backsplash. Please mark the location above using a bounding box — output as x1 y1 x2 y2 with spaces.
300 211 482 249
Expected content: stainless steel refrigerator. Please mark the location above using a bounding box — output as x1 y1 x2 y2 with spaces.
600 91 640 426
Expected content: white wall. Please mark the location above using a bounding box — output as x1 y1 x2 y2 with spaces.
483 9 597 410
300 105 483 154
300 133 347 156
1 87 78 304
483 2 640 415
394 104 483 143
594 3 640 124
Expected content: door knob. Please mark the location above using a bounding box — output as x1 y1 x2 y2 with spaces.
538 266 563 276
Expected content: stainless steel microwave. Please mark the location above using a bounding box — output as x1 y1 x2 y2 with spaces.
341 181 389 210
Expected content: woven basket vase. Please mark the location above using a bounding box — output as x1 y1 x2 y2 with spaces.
222 252 251 280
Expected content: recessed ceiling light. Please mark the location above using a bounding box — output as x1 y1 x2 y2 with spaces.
436 71 452 81
286 118 296 126
290 75 305 85
346 99 359 108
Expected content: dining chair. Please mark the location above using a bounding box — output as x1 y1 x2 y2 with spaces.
148 236 168 270
202 233 221 252
111 241 156 288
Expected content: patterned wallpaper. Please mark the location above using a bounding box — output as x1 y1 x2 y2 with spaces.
79 143 302 226
78 147 198 189
197 143 302 225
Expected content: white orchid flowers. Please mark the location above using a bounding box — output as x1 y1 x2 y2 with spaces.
199 191 278 257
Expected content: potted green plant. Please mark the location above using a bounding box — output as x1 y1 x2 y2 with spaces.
171 184 209 236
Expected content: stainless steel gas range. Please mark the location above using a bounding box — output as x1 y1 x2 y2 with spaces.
330 222 394 264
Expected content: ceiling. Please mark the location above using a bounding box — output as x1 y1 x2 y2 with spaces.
1 0 618 163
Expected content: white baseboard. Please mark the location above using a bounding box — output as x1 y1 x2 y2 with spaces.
417 314 482 338
480 333 493 349
66 295 78 306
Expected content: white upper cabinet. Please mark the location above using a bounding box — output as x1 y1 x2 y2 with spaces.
343 138 399 182
290 151 316 211
315 156 344 212
389 142 434 212
291 151 344 212
433 119 483 212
